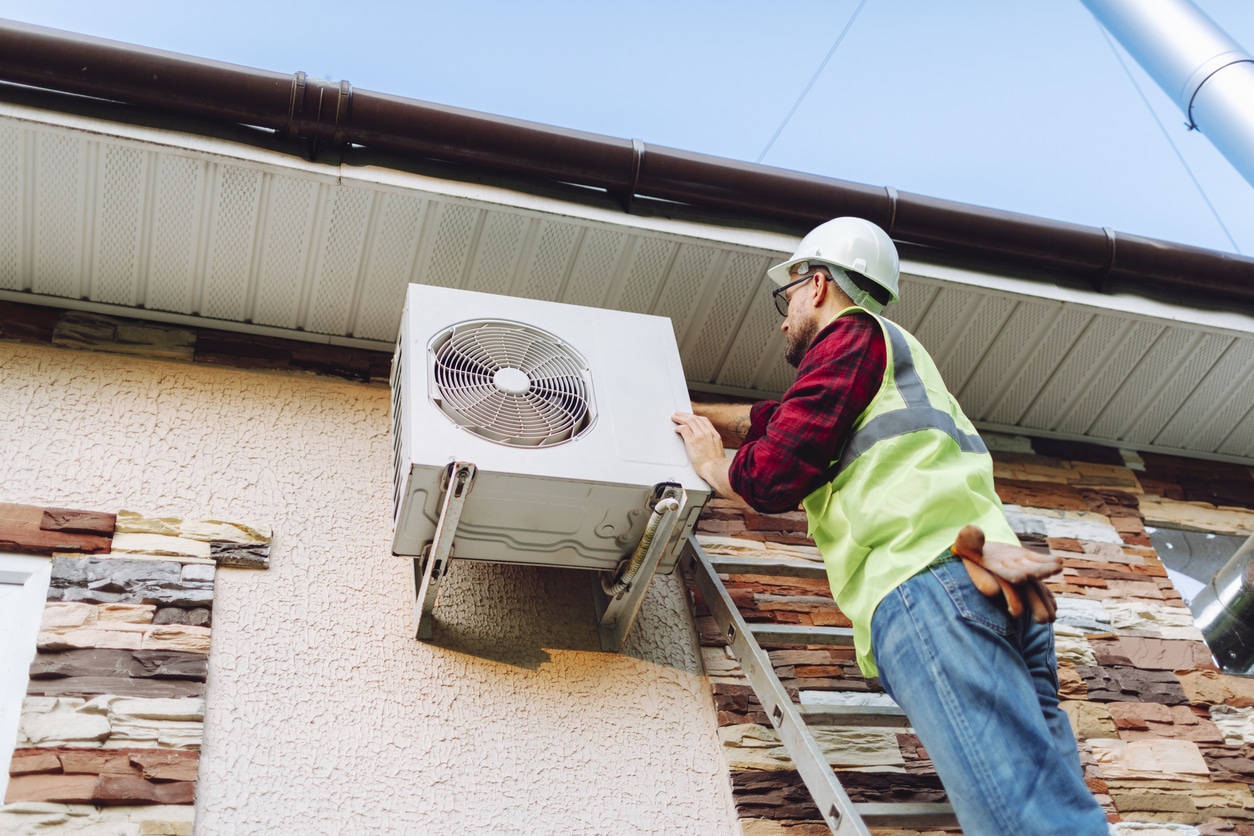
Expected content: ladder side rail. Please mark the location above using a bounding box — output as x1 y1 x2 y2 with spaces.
685 536 871 836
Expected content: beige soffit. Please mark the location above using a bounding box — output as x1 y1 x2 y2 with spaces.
1 100 1253 465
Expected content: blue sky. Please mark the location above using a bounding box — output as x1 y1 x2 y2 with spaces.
3 1 1253 255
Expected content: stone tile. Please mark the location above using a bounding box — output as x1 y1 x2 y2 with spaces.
1179 671 1254 708
1077 665 1190 705
39 509 117 537
1108 702 1225 744
113 511 182 536
1003 505 1123 544
8 750 62 775
130 750 198 782
41 603 97 631
696 535 768 556
718 723 905 771
0 503 112 555
38 627 145 652
139 625 211 654
3 774 98 804
1105 602 1206 641
95 604 156 624
1055 596 1113 635
1056 634 1097 666
17 698 112 747
1059 664 1088 699
1093 636 1218 672
1139 496 1254 536
1212 706 1254 746
1090 737 1210 779
1061 700 1118 739
25 677 206 700
110 533 212 559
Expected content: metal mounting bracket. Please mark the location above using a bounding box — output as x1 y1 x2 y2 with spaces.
594 484 685 652
413 461 476 641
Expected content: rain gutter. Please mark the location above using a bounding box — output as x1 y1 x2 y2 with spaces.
1 19 1252 310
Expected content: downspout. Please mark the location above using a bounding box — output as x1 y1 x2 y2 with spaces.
1 19 1253 308
1082 0 1254 190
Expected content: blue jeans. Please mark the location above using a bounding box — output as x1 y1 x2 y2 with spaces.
871 556 1108 836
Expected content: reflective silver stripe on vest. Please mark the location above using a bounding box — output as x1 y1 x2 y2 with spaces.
833 319 987 476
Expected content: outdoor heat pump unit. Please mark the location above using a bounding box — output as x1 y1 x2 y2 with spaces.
391 284 711 650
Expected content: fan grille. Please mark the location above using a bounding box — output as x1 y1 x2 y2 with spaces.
430 319 595 447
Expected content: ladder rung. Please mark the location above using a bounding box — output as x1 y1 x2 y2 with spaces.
748 623 854 646
854 802 958 829
706 555 828 579
800 704 910 728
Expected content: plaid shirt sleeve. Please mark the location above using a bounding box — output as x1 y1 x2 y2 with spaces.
727 311 887 514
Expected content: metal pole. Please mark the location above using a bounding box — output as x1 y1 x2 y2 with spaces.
1082 0 1254 189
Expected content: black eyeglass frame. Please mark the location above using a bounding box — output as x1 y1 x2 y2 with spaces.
771 271 833 316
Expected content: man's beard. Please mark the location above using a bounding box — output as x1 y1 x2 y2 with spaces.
784 316 819 368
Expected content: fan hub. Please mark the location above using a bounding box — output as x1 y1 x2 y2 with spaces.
493 367 531 395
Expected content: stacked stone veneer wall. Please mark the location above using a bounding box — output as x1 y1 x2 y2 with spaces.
691 436 1254 836
0 504 270 836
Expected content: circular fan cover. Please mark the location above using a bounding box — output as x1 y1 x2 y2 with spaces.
429 320 595 447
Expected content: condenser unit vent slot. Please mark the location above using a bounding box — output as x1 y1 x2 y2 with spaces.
429 319 595 448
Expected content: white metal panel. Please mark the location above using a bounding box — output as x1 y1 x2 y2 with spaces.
465 211 527 298
715 273 783 391
306 184 372 335
252 174 318 329
682 251 766 384
145 154 203 314
352 191 424 342
956 301 1061 420
201 164 261 321
932 294 1016 396
1020 314 1130 430
608 236 674 315
986 308 1091 426
32 131 83 298
654 243 716 344
1057 320 1164 436
562 226 628 310
91 144 146 306
1120 332 1232 445
418 200 479 289
515 219 579 302
0 122 21 289
1155 339 1254 451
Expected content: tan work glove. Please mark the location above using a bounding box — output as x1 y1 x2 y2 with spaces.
951 525 1060 624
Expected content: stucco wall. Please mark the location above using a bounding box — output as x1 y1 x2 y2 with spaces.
0 340 738 835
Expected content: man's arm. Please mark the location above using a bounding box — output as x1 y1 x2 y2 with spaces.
690 402 754 448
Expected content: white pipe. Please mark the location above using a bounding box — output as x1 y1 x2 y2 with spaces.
1082 0 1254 189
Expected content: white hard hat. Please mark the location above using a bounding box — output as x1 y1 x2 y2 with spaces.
767 217 900 307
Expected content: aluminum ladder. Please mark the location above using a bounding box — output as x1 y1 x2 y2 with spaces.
684 535 959 835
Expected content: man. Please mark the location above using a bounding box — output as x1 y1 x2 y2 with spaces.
672 217 1107 835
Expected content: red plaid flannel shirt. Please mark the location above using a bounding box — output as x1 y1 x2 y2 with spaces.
728 311 886 513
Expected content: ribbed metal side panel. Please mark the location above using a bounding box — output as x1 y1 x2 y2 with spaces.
516 219 578 302
353 192 424 342
420 201 479 289
252 175 317 329
201 165 261 321
91 145 145 306
717 273 784 391
1121 332 1232 445
610 236 673 315
987 308 1091 426
563 226 628 310
1057 320 1164 435
0 122 22 290
682 251 765 384
306 185 371 334
932 294 1015 396
466 211 526 298
957 302 1059 420
32 131 82 298
654 244 716 343
1155 340 1254 452
145 155 202 314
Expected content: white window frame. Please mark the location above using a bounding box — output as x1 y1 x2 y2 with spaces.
0 552 51 803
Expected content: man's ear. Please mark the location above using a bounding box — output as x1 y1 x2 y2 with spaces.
811 272 830 305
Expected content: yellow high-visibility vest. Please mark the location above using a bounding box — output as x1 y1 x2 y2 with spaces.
801 307 1019 677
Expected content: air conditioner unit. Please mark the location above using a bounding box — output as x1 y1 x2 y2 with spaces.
391 284 711 649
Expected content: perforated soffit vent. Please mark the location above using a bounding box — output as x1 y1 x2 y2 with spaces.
429 319 596 448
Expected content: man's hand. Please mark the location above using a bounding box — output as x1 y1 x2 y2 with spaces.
672 412 748 505
951 525 1060 624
